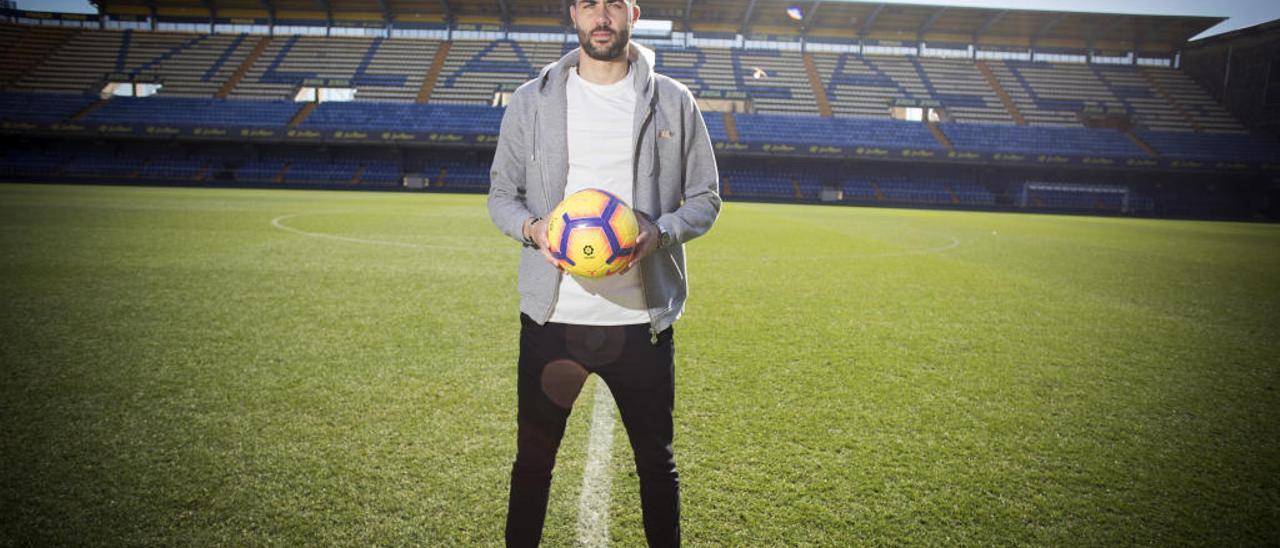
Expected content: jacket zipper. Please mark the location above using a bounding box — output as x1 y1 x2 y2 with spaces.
533 105 562 322
633 94 659 345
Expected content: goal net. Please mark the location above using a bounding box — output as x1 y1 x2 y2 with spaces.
1020 182 1131 213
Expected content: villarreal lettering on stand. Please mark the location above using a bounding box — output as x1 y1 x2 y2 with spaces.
287 129 322 139
332 131 369 140
380 132 416 142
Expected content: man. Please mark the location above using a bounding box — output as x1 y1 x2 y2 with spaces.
486 0 720 544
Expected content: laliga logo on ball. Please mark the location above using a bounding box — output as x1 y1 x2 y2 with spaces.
546 189 639 278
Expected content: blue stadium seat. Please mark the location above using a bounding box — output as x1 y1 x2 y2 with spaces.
0 92 98 123
734 114 943 150
941 122 1145 158
1136 130 1280 163
303 102 502 134
85 96 302 128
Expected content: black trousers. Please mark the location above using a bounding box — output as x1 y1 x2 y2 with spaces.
506 313 680 547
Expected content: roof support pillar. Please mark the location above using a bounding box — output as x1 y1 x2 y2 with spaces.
800 0 821 33
259 0 276 36
375 0 392 34
739 0 759 37
858 3 883 40
917 7 946 41
316 0 332 36
972 10 1005 46
496 0 511 31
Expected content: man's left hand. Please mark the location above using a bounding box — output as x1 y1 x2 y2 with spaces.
618 214 660 275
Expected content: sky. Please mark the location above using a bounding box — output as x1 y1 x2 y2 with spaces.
15 0 1280 40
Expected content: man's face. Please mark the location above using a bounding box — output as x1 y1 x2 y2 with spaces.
571 0 637 62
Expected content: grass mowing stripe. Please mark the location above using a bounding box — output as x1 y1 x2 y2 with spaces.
575 379 617 547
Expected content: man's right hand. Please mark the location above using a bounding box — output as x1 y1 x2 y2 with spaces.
524 216 561 270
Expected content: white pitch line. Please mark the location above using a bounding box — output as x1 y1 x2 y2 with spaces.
270 213 496 252
576 379 617 547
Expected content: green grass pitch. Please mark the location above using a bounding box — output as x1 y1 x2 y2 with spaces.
1 183 1277 545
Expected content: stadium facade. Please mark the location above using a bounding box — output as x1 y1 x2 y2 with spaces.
1 0 1278 220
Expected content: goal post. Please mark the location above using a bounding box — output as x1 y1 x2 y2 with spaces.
1020 182 1131 213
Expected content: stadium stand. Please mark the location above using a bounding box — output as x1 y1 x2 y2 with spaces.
651 47 819 115
722 170 797 199
701 112 729 142
1134 130 1280 163
1179 20 1280 139
300 101 501 133
2 0 1278 220
0 91 97 122
734 114 942 150
84 95 302 127
430 39 569 104
359 160 402 186
229 35 438 102
0 25 79 89
939 123 1146 158
914 57 1013 125
139 155 215 181
811 52 920 119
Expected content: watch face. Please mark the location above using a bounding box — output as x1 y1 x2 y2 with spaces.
660 231 672 247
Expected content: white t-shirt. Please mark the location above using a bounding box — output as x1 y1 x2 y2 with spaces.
548 66 650 326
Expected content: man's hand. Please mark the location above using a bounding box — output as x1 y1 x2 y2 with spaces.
524 216 560 269
617 214 660 275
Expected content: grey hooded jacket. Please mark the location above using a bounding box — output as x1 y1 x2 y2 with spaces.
487 42 721 336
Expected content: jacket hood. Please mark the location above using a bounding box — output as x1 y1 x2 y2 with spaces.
537 41 657 98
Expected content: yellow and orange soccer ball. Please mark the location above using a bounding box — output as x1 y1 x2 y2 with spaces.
546 189 639 278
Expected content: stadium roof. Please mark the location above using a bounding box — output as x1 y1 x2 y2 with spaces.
1184 15 1280 48
92 0 1224 53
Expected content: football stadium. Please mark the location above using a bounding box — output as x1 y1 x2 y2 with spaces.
1 0 1278 544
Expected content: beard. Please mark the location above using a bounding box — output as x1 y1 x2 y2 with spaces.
577 24 631 61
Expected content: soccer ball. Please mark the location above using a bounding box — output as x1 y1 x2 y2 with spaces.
546 189 639 278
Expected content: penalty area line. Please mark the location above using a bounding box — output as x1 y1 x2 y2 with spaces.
576 379 616 547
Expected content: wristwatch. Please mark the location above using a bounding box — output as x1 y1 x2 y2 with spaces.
657 225 673 249
523 216 542 249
